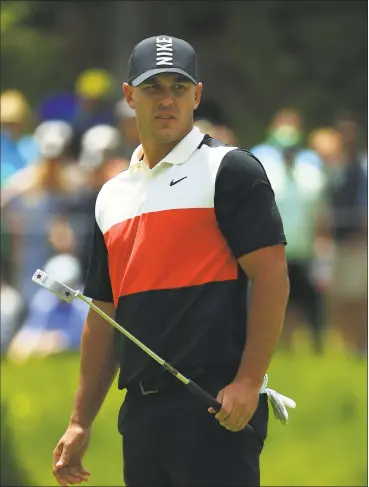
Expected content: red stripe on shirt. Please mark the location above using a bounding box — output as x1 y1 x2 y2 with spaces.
104 208 238 306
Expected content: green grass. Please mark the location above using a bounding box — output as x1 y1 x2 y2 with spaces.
1 346 367 486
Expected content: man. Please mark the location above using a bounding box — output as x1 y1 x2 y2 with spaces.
52 35 290 487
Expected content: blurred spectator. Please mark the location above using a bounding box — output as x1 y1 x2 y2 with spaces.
115 98 140 159
194 98 238 146
194 98 228 127
213 124 238 145
38 68 116 158
7 254 89 363
308 127 344 173
194 118 218 138
55 124 129 279
195 118 238 145
251 108 322 170
265 108 304 148
1 90 40 185
254 116 328 354
323 112 368 356
79 123 122 168
1 120 76 305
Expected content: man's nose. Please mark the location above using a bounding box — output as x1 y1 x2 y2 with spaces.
158 87 174 106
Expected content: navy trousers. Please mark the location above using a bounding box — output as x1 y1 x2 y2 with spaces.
119 367 269 487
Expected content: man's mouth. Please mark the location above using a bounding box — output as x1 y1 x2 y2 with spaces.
155 115 177 119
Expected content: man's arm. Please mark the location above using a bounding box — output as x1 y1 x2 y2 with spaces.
210 245 289 432
211 149 289 432
234 244 289 390
69 300 118 429
53 301 118 486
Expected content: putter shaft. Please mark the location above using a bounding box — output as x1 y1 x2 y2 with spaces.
32 269 253 431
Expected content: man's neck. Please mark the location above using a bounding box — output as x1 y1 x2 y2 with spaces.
140 140 178 169
139 127 193 169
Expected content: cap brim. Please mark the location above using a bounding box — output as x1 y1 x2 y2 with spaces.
131 68 197 86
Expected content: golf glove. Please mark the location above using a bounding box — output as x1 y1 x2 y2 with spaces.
260 374 296 424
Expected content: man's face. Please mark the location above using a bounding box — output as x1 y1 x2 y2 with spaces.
123 74 202 144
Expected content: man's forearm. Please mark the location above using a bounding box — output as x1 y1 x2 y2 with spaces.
69 302 119 428
234 270 290 389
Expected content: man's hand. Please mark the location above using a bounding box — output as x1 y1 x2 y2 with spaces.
53 424 91 486
208 381 260 432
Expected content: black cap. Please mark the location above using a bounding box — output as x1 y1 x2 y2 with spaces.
127 35 198 86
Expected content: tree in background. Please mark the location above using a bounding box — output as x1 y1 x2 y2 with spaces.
1 1 70 110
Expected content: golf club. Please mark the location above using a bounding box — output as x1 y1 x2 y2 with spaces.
32 269 253 433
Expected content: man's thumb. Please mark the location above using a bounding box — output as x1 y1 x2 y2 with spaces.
56 446 70 468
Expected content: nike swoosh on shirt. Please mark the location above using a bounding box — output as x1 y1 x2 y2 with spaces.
170 177 187 186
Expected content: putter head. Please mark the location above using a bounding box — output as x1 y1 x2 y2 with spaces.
32 269 78 303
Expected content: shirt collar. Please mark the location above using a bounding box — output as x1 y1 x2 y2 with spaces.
129 126 205 173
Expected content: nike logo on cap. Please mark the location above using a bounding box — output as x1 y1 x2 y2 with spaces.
170 177 187 186
156 36 173 66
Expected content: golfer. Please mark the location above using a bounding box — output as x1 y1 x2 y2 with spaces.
52 35 290 487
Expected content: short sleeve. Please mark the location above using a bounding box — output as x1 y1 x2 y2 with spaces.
214 149 286 258
83 220 113 302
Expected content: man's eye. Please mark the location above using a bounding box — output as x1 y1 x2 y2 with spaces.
174 84 185 90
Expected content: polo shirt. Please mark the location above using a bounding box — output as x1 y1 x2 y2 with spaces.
84 126 286 389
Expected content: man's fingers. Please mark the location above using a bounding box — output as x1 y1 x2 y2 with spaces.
69 466 90 481
65 473 84 485
56 445 71 469
53 444 69 485
220 413 239 430
208 389 224 415
53 468 68 487
229 407 253 432
53 443 63 466
220 404 246 431
54 466 87 486
73 466 90 481
215 390 233 421
230 418 248 432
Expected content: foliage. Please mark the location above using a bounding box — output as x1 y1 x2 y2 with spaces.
1 348 367 486
219 0 367 145
0 1 68 107
1 1 366 145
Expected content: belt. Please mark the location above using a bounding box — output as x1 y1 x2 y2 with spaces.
134 371 268 396
130 367 207 396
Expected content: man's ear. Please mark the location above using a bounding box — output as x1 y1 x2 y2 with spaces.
194 82 203 110
123 82 135 110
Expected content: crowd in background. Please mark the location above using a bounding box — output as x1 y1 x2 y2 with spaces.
1 68 367 363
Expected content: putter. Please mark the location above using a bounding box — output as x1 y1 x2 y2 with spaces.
32 269 253 433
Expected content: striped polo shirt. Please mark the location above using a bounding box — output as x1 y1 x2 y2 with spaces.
84 126 286 389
